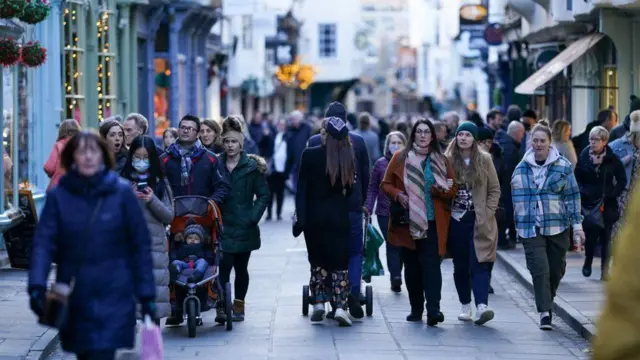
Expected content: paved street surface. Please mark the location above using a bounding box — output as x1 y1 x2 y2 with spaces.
0 263 58 359
498 246 604 337
48 198 591 360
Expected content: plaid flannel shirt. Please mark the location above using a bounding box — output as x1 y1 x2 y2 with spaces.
511 155 583 239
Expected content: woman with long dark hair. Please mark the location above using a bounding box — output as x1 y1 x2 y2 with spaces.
445 121 501 325
99 119 127 173
294 116 356 326
381 119 457 326
28 131 155 359
121 135 174 321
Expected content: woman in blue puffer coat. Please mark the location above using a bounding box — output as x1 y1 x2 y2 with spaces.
28 130 156 360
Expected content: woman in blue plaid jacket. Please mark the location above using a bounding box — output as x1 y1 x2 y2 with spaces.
511 123 585 331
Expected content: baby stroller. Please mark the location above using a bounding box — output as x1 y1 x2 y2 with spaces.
169 195 233 338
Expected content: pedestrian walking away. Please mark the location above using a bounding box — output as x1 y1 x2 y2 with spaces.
365 131 407 292
294 116 356 327
28 130 157 360
511 123 585 331
381 119 457 326
218 115 270 322
446 121 501 326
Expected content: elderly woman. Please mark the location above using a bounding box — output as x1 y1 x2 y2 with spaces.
365 131 407 292
609 110 640 240
511 123 585 331
575 126 625 280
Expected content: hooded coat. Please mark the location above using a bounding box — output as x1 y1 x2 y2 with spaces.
28 170 155 354
219 152 270 253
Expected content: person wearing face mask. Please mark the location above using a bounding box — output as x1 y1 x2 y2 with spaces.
365 131 407 292
121 135 175 321
28 131 156 360
445 122 501 326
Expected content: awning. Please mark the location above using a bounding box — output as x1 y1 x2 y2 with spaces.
515 33 605 95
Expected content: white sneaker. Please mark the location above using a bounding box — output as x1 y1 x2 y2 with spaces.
333 308 353 327
474 304 494 325
310 303 325 322
458 303 472 321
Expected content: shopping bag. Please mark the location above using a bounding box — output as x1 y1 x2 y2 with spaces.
362 223 385 283
140 315 164 360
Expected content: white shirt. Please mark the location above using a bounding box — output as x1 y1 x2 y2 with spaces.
273 133 287 173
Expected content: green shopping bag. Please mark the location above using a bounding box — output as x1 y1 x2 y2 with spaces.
362 223 385 283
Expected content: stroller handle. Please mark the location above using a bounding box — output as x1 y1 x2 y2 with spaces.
174 267 219 288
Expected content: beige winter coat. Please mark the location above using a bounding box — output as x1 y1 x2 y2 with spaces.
470 152 501 263
136 178 174 318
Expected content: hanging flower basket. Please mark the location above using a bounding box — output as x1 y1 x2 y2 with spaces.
0 0 26 19
0 38 20 67
19 0 50 24
20 41 47 67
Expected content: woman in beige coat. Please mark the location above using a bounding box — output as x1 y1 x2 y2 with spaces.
121 135 174 319
445 121 501 326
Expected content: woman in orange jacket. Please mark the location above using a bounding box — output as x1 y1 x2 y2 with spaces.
44 119 81 190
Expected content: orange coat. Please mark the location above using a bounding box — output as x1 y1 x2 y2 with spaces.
380 151 457 256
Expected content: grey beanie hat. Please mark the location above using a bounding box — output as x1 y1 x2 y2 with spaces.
184 222 205 241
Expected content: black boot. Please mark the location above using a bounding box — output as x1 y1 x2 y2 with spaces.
426 312 445 327
169 264 180 284
165 312 183 327
347 294 364 319
215 302 227 324
391 278 402 293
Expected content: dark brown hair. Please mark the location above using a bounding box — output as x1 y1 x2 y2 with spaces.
61 130 115 171
400 118 441 160
99 119 125 140
57 119 81 141
323 134 355 188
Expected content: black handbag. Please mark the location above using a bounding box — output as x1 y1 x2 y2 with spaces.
40 198 103 330
390 201 410 227
582 169 606 229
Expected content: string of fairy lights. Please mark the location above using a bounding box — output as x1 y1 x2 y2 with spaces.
62 4 114 122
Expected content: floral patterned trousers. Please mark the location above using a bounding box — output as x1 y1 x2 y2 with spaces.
309 267 349 309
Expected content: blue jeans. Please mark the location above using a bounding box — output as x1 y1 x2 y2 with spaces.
172 258 209 274
449 212 491 306
348 211 364 295
377 215 403 281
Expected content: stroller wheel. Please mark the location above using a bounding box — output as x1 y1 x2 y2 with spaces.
186 299 198 338
224 282 233 331
365 285 373 316
302 285 310 316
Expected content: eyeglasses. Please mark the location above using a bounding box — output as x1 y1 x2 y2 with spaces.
180 126 198 133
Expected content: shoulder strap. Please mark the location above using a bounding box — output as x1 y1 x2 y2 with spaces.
68 198 104 287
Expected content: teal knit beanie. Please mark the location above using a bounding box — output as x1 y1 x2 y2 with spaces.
456 121 479 141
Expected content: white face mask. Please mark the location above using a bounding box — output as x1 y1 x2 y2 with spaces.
388 144 401 154
132 159 150 173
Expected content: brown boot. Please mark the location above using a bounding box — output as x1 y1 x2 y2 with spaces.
232 299 245 322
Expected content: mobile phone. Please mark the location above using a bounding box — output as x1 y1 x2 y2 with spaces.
137 182 147 192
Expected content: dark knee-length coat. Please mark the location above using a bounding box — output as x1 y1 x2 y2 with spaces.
28 169 155 354
295 145 354 271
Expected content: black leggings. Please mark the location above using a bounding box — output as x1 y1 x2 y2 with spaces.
76 350 115 360
267 172 287 218
220 251 252 300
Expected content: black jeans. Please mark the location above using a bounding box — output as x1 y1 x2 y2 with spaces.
400 222 442 316
220 251 252 300
583 222 612 271
377 215 403 281
76 350 115 360
267 172 287 218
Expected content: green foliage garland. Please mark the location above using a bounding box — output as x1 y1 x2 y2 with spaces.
19 0 50 24
0 0 26 19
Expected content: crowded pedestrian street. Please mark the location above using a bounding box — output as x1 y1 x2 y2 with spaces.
33 199 589 360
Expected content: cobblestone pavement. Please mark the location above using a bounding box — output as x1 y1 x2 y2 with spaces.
49 199 591 360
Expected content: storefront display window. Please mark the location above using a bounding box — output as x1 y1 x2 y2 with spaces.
602 66 618 110
63 2 85 123
97 0 117 121
154 58 170 138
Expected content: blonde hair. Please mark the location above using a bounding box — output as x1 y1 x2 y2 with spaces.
551 120 571 142
444 136 488 187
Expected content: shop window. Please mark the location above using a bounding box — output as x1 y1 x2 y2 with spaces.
602 66 618 110
63 2 85 123
318 23 337 58
154 58 170 138
97 0 116 121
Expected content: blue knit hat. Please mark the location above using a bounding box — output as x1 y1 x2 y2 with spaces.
184 222 205 242
456 121 479 141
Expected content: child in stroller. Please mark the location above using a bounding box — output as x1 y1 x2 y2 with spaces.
169 220 214 284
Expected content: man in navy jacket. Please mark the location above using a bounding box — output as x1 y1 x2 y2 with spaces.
307 102 370 319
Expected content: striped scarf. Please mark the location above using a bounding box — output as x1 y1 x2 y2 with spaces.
405 147 429 239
